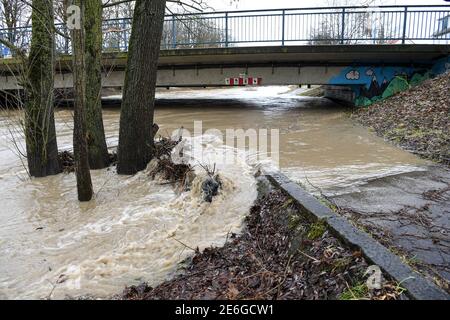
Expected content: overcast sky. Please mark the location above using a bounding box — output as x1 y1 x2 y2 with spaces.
206 0 448 11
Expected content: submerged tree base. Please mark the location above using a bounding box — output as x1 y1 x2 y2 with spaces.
58 151 117 173
58 136 190 181
120 184 405 300
148 137 192 185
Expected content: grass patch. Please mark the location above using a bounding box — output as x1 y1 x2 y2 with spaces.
331 257 352 272
288 214 302 230
339 283 369 300
282 198 294 209
307 221 327 240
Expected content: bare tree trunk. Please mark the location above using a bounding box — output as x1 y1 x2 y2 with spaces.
72 0 93 201
25 0 61 177
117 0 166 175
84 0 109 169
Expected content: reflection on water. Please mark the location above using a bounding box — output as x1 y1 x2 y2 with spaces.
0 86 427 299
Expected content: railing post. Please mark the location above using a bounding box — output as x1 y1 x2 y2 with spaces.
402 7 408 44
281 9 286 46
341 8 346 44
225 12 229 47
64 26 69 54
123 19 128 52
171 15 177 49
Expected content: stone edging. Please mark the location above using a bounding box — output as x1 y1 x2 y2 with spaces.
265 171 449 300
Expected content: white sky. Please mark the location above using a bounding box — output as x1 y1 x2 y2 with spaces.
163 1 449 46
206 0 448 11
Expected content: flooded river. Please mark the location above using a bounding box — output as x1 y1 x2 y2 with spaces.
0 86 428 299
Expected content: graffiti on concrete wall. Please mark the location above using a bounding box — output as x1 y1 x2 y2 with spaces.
329 66 415 106
329 56 450 107
432 56 450 75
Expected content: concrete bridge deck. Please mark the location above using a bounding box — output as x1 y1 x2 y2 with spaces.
0 45 449 90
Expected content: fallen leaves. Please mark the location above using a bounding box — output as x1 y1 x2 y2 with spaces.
352 72 450 166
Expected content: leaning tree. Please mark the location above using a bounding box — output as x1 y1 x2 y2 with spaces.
71 0 94 201
84 0 109 169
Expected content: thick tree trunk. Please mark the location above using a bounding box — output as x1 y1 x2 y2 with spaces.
25 0 61 177
117 0 166 175
72 0 93 202
84 0 109 169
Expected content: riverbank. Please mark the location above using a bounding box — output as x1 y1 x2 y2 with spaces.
352 72 449 166
340 71 450 292
120 177 406 301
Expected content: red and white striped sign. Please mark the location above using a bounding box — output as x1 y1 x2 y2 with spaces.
225 75 262 86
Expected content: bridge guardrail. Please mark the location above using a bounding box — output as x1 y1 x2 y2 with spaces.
0 5 449 56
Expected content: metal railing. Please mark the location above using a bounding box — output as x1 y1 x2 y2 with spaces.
0 5 449 56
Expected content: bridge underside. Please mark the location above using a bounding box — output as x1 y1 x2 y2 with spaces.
0 45 449 105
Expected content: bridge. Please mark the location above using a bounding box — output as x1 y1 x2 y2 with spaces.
0 5 449 105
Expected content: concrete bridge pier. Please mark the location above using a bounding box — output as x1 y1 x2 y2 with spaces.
323 86 356 105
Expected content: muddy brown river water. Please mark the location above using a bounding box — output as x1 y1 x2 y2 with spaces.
0 87 431 299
